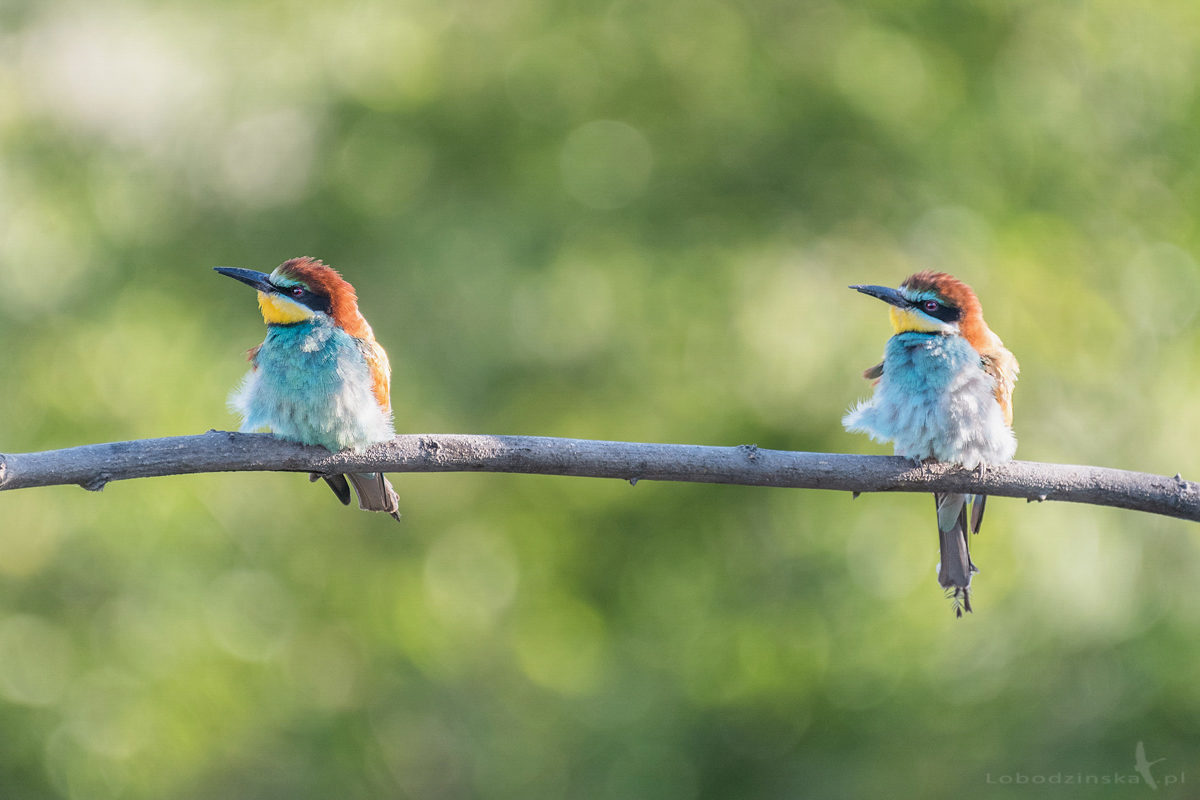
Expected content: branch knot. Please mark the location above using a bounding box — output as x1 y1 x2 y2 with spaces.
738 444 760 462
80 473 111 492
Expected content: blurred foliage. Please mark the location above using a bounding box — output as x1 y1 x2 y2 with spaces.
2 0 1200 797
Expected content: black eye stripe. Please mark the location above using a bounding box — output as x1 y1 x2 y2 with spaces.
915 299 962 323
271 282 332 315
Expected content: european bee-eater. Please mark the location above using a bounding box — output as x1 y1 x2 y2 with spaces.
215 257 401 520
843 271 1018 616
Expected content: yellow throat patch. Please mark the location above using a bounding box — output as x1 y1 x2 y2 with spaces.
889 306 944 334
257 292 314 325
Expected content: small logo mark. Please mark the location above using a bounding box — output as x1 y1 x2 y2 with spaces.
1134 741 1167 790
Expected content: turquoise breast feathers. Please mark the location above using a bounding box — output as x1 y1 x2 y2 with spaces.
843 331 1015 469
231 317 394 452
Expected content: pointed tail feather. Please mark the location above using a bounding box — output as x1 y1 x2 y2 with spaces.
347 472 402 521
934 493 978 617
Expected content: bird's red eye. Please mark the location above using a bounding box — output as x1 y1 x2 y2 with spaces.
923 300 939 313
290 287 304 298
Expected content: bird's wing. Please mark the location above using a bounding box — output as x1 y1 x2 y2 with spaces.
969 494 987 534
311 472 352 505
980 347 1019 426
362 338 392 413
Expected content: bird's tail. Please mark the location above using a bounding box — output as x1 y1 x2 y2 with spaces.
347 472 402 521
312 471 402 521
934 492 980 617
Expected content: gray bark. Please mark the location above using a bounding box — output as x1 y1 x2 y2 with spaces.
0 432 1196 522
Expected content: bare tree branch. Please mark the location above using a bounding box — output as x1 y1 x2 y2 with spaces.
0 432 1196 522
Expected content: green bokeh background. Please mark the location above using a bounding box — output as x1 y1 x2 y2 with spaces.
2 0 1200 797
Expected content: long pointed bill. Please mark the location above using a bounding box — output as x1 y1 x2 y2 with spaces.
214 267 274 293
849 284 909 309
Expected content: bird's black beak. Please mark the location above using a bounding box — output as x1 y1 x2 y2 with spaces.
849 284 909 309
214 267 274 293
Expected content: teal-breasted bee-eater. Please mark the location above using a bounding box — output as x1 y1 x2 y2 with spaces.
843 271 1018 616
215 257 401 520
